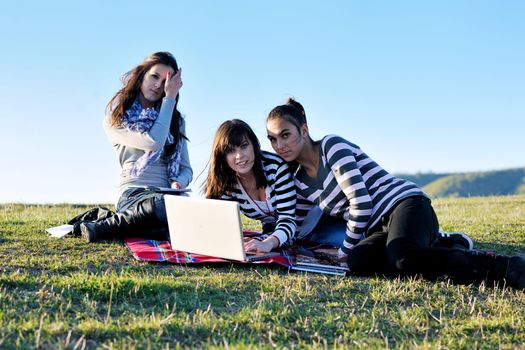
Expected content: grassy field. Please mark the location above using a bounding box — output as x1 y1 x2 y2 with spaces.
1 196 524 349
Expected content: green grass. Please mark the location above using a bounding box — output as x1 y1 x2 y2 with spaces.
1 196 524 349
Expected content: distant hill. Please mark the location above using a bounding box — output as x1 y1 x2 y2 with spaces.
395 168 525 198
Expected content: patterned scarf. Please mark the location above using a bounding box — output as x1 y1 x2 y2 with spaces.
122 98 183 178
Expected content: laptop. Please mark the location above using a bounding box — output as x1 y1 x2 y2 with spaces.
164 195 280 262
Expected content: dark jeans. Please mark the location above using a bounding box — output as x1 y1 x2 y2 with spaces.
116 188 170 241
347 196 472 281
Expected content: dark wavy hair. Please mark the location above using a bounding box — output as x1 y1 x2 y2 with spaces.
266 97 308 132
266 98 314 170
106 51 186 155
204 119 267 199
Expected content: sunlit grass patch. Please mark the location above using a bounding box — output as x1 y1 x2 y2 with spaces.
0 196 524 348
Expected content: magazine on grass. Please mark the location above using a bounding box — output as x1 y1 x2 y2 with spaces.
46 224 74 238
291 245 349 276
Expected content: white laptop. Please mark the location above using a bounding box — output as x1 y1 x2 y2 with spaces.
164 195 279 262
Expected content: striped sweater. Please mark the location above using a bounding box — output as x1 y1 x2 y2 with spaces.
221 151 297 246
295 135 426 254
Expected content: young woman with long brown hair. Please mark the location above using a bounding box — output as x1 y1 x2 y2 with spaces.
80 51 192 242
204 119 296 253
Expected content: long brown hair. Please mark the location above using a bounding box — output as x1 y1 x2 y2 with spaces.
204 119 267 199
106 51 186 154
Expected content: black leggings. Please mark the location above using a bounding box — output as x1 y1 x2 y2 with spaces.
347 196 472 281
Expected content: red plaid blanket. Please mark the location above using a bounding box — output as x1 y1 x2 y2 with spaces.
124 231 292 267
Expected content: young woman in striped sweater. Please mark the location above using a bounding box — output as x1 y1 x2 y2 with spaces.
265 98 525 288
204 119 297 253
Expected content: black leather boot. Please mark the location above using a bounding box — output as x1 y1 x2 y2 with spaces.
469 251 525 289
80 197 168 243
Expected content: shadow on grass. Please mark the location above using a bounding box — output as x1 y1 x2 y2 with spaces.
472 241 525 255
1 220 26 226
2 247 522 348
0 274 374 349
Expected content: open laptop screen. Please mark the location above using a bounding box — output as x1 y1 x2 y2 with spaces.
164 195 247 261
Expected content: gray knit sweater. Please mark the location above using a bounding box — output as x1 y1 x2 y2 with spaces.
103 97 193 200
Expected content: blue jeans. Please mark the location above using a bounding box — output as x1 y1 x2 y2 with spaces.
117 187 164 212
303 213 347 247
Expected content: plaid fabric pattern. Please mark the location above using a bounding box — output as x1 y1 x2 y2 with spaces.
124 231 293 267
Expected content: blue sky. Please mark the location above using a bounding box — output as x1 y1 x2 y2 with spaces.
1 0 523 204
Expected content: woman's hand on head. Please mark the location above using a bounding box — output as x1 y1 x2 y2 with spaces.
164 68 182 99
244 236 279 253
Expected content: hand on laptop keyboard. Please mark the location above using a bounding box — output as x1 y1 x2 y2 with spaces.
244 236 279 253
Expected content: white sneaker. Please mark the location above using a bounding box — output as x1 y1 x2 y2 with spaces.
437 231 474 250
